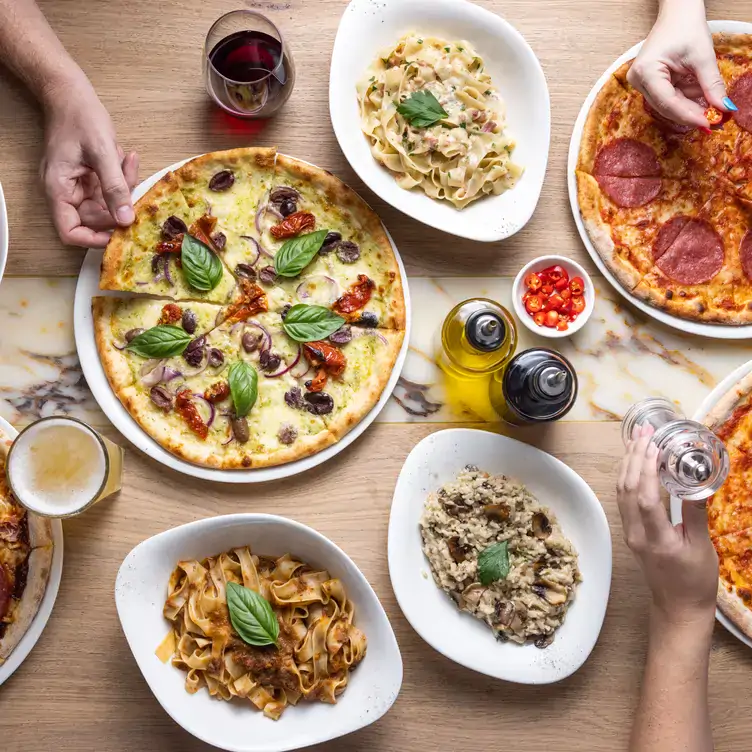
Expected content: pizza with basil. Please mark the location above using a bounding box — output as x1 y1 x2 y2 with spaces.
95 148 406 470
577 35 752 324
0 425 53 664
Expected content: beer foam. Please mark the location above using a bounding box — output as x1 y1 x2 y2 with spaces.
8 418 106 516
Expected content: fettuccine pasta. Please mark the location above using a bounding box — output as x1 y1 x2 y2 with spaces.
160 546 367 720
357 33 523 209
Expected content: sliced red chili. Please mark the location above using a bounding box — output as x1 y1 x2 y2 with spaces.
569 276 585 296
525 295 543 314
524 272 542 292
533 311 546 327
571 296 586 314
544 310 559 328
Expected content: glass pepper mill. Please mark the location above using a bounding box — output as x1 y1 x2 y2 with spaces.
621 397 729 501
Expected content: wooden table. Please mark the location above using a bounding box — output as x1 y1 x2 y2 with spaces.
2 1 752 750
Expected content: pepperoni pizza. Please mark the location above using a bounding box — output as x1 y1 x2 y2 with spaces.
577 35 752 324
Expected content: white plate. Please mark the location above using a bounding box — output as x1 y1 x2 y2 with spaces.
0 180 7 285
388 428 611 684
74 156 411 483
0 415 64 686
115 513 403 752
670 358 752 650
330 0 550 242
568 20 752 340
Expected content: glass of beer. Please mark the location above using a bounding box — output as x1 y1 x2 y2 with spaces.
6 417 124 518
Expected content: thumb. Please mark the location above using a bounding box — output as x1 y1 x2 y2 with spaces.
88 143 135 226
693 57 728 110
681 499 711 541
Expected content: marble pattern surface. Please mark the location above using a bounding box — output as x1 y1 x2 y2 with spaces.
1 276 751 428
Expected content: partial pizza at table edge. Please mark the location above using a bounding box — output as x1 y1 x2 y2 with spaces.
0 427 53 665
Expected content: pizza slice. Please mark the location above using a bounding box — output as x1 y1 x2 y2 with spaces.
174 147 277 240
712 526 752 638
0 429 53 665
101 172 238 304
92 297 228 392
253 154 406 328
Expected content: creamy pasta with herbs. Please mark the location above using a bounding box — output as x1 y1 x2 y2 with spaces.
157 546 367 720
357 33 523 209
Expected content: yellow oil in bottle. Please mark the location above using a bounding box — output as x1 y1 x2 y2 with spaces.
437 299 517 422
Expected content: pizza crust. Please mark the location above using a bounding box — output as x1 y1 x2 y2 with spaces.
577 73 628 174
0 545 53 664
702 369 752 431
92 297 139 392
717 579 752 639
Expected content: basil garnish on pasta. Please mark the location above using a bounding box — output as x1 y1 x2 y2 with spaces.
181 234 224 291
396 90 448 128
282 304 345 342
226 582 279 648
274 230 329 278
125 325 191 358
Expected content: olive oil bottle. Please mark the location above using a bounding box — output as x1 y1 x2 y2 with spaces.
437 299 517 421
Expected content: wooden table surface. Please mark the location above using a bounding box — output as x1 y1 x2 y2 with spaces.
2 1 752 750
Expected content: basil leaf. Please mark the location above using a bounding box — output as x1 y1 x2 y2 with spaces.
282 304 345 342
226 581 279 648
228 360 258 418
181 234 224 291
396 90 448 128
125 325 191 358
274 230 329 278
478 541 510 586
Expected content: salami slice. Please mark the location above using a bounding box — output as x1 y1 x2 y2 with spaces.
596 175 662 207
730 73 752 133
655 219 724 284
653 216 690 260
740 230 752 281
594 138 661 177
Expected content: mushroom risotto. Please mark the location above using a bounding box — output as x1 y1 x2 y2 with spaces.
420 466 581 647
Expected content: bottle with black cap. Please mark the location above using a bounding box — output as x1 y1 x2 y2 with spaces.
490 347 578 425
438 299 517 419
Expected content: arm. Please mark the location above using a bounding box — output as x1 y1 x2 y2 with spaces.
0 0 138 246
628 0 734 127
617 425 718 752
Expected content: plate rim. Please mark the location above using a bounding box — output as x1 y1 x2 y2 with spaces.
0 415 64 686
114 512 404 752
73 154 412 483
0 180 7 286
329 0 551 242
567 19 752 340
387 426 612 684
670 357 752 649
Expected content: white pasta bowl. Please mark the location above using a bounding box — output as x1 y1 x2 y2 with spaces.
388 428 611 684
115 514 403 752
330 0 550 242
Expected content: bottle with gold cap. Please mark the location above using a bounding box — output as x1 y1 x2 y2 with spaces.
490 347 578 425
437 299 517 420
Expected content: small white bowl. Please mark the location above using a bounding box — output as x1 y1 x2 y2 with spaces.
329 0 550 242
115 514 403 752
512 255 595 339
388 428 612 684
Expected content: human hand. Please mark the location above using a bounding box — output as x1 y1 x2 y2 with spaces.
627 0 734 128
617 424 718 625
41 79 139 247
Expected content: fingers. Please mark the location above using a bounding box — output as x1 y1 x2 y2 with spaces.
637 441 672 541
630 63 710 127
49 198 113 247
122 151 140 191
86 142 135 227
681 499 712 542
692 57 729 111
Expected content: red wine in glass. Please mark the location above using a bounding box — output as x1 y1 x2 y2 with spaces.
204 12 295 119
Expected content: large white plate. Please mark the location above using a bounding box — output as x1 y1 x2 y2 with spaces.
388 428 612 684
568 20 752 340
74 155 411 483
115 513 403 752
0 415 64 686
670 358 752 649
0 180 7 285
330 0 550 242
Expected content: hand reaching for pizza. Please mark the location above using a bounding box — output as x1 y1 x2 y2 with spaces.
628 0 732 128
41 78 139 248
617 423 719 624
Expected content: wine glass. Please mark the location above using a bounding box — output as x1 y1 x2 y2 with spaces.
203 10 296 119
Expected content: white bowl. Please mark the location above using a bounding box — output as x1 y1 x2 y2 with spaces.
115 514 403 752
329 0 550 242
0 180 7 284
512 255 595 339
388 428 611 684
